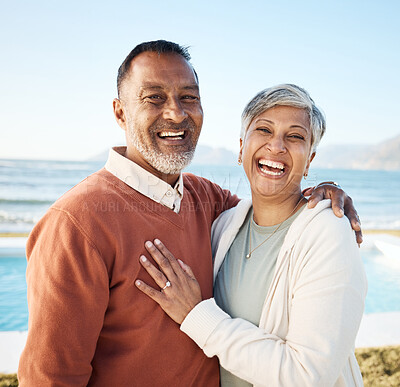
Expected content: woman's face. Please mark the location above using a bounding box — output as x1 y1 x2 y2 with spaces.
240 105 315 201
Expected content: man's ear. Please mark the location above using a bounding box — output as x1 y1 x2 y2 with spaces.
113 98 127 131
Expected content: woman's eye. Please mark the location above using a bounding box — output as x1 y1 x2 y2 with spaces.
256 128 271 133
288 134 305 140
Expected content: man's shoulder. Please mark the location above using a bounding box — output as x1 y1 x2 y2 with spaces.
51 168 122 212
183 172 218 188
182 172 225 198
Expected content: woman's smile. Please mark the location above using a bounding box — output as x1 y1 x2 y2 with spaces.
257 158 286 177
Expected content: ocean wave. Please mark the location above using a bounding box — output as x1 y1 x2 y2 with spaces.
363 220 400 230
0 211 39 225
0 198 53 205
0 159 101 171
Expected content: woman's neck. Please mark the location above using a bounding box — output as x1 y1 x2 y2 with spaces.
252 191 306 227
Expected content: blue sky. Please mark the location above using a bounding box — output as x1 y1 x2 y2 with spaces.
1 0 399 160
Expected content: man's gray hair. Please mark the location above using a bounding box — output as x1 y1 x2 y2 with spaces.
241 84 326 153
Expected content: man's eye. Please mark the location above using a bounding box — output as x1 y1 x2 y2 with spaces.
144 95 165 104
182 95 199 100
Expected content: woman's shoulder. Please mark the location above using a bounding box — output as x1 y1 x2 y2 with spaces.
294 199 352 234
287 199 358 256
308 200 353 236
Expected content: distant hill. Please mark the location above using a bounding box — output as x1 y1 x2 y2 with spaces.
313 134 400 170
89 134 400 170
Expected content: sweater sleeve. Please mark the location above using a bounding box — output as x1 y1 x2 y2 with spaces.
181 212 367 386
18 208 110 387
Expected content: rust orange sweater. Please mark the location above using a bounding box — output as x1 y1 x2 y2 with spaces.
18 169 239 386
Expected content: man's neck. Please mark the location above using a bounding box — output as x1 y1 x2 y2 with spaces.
124 147 180 186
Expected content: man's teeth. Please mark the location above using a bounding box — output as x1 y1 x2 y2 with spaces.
159 131 185 138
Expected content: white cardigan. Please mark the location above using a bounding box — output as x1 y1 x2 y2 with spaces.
181 199 367 387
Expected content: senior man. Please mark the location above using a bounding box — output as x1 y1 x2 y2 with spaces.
18 40 361 386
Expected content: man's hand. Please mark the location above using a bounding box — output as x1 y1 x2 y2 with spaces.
303 182 362 245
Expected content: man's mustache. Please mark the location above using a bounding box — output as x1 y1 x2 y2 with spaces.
149 118 196 134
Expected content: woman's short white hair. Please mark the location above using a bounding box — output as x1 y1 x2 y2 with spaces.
241 84 326 153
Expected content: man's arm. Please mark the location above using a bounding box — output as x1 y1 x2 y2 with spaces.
18 208 109 386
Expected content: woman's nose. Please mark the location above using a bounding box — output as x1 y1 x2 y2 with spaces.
265 136 286 153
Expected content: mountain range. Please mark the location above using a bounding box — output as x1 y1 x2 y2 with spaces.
312 134 400 170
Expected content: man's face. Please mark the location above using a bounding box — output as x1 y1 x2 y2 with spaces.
114 52 203 179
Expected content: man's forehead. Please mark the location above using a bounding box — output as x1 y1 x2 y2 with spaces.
131 52 195 76
120 51 198 96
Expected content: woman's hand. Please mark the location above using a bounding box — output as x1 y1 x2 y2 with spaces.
303 182 363 245
135 239 202 324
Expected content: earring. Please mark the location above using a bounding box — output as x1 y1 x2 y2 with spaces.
238 158 242 165
303 172 308 179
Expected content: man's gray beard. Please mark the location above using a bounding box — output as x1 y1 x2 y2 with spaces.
128 128 195 175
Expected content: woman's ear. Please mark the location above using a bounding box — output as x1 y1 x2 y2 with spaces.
304 152 316 176
238 138 244 164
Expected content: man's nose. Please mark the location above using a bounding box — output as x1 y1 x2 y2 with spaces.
162 98 188 123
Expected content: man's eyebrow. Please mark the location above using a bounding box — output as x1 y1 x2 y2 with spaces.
182 85 200 92
138 84 199 97
138 85 163 97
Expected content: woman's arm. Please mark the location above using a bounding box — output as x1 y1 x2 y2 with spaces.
136 215 366 386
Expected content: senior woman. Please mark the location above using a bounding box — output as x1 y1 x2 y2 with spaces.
136 84 367 386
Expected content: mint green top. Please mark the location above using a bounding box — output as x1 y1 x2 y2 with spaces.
214 205 305 387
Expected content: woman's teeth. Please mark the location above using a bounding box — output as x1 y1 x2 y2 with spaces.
258 159 285 176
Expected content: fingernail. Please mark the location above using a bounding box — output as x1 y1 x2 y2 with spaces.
145 241 152 248
135 280 141 286
140 255 147 262
154 239 161 245
338 209 344 216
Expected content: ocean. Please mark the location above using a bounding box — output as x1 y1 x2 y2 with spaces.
1 158 400 233
0 159 400 330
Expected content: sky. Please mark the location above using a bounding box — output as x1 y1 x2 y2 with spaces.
0 0 399 160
